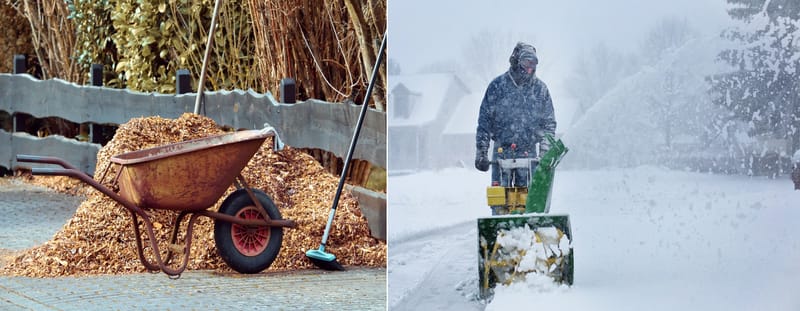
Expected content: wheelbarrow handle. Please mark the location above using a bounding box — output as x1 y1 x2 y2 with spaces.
17 156 144 214
16 154 79 170
30 168 71 176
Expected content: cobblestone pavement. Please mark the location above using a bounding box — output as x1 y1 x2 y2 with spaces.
0 179 83 250
0 268 386 311
0 178 386 310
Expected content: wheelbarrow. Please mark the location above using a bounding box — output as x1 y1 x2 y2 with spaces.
16 127 297 277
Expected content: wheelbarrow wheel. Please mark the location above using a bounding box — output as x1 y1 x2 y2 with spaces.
214 188 283 274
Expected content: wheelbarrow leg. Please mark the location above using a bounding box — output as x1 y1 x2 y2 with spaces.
165 211 191 264
129 210 198 277
17 154 200 277
129 211 161 272
165 213 200 277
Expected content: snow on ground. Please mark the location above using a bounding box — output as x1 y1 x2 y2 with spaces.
388 169 488 242
388 166 800 310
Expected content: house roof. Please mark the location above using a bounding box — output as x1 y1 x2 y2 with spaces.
442 92 483 135
388 73 469 127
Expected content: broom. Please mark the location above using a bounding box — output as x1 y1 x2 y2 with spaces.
305 32 387 270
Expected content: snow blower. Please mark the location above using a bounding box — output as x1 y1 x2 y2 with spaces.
477 135 573 299
305 32 387 271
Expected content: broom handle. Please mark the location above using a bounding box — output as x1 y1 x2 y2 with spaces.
193 0 222 115
321 32 387 246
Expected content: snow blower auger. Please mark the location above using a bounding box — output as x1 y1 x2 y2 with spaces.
477 135 573 299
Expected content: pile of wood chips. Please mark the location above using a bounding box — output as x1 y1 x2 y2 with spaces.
19 175 91 196
1 113 386 277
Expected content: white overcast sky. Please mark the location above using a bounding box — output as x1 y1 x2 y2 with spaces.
389 0 732 73
388 0 735 125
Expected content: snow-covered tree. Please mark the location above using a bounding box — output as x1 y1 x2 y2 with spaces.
640 18 699 150
708 0 800 154
566 43 639 126
456 29 538 88
567 18 692 129
647 71 680 149
640 17 696 64
460 30 516 84
564 16 731 171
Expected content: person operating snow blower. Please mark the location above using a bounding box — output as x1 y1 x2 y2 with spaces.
475 42 557 213
473 42 573 299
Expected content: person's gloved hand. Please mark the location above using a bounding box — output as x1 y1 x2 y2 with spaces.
475 149 490 172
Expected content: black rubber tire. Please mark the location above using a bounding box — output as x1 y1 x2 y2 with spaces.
214 189 284 274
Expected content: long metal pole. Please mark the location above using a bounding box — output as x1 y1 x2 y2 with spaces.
320 32 387 247
193 0 222 115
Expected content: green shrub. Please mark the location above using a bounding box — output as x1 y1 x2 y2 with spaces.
68 0 259 93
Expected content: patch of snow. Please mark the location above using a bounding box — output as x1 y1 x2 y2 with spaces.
388 166 800 310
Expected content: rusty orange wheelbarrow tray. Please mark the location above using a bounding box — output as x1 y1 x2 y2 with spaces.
17 129 297 277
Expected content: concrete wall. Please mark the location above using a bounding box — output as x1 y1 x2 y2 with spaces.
346 185 386 240
0 131 100 174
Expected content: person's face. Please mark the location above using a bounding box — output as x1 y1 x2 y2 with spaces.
518 57 537 74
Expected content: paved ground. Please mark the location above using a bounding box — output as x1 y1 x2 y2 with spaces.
0 179 83 250
0 178 386 310
0 268 386 311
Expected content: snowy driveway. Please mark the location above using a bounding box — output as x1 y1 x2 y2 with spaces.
388 167 800 310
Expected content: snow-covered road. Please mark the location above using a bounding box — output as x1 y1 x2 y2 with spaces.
389 221 481 311
388 167 800 310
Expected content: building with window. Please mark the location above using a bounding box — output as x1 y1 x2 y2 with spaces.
388 73 477 173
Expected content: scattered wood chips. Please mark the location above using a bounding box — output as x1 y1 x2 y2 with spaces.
19 174 91 196
1 113 386 277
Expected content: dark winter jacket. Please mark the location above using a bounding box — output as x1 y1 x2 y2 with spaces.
475 72 556 154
